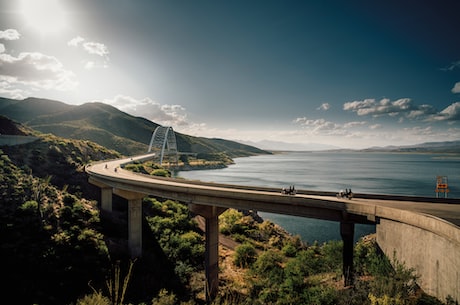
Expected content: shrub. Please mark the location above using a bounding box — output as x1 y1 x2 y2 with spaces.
75 292 111 305
151 289 177 305
151 168 170 177
281 243 297 257
124 163 149 174
320 240 343 273
354 236 392 277
234 243 257 268
219 209 244 235
251 250 284 284
368 255 418 302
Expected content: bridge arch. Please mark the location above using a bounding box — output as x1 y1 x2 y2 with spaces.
148 126 178 165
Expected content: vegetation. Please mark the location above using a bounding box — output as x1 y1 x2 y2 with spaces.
123 161 172 177
144 198 204 285
0 117 456 305
0 148 110 305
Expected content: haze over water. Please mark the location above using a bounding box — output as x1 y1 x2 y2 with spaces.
177 151 460 243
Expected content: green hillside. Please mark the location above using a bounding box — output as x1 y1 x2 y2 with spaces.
0 97 270 157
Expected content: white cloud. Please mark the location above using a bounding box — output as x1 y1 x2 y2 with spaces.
293 117 347 135
406 104 436 119
343 98 437 120
67 36 85 47
343 121 367 128
68 36 110 69
0 28 77 98
317 103 330 111
0 52 78 93
99 95 190 127
83 41 109 57
369 124 381 130
0 29 20 40
428 102 460 122
343 98 414 117
0 80 27 99
452 82 460 94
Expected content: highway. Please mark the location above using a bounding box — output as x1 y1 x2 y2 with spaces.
86 154 460 230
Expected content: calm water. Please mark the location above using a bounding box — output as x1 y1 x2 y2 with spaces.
176 151 460 243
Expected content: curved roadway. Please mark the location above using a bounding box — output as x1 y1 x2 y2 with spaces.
86 154 460 242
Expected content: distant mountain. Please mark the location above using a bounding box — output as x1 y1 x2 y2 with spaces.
362 141 460 153
240 139 340 151
0 97 269 157
0 97 72 122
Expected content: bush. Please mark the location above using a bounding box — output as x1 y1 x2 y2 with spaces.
281 243 297 257
251 250 284 283
219 209 244 235
234 243 257 268
354 236 392 276
151 168 170 177
151 289 177 305
75 292 111 305
124 163 149 174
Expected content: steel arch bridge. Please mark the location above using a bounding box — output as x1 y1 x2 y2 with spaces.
147 126 178 165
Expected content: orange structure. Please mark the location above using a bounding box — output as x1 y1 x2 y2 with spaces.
435 176 449 198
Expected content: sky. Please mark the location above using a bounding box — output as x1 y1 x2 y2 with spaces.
1 0 460 149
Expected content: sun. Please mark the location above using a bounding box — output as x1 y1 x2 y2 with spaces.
20 0 68 35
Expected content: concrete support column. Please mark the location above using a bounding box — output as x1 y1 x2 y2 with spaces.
128 198 142 258
88 177 113 213
113 189 145 258
189 204 227 303
205 211 219 301
340 221 355 286
100 187 113 212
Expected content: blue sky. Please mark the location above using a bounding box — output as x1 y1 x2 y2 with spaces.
1 0 460 149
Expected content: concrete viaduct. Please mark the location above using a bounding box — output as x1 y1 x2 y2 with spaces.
86 154 460 302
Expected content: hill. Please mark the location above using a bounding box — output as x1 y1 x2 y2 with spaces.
0 97 269 158
0 115 27 135
362 141 460 153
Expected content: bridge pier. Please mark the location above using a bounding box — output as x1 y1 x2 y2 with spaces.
189 204 227 302
113 189 146 258
88 177 113 213
340 221 355 286
100 187 113 212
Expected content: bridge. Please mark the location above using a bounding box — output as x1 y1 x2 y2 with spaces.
86 153 460 303
147 126 178 165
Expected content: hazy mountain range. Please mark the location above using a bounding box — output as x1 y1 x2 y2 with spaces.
0 97 269 157
362 141 460 153
246 139 460 153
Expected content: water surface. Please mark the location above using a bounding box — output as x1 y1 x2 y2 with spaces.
177 151 460 243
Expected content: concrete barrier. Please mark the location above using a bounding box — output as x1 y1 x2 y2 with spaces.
377 216 460 302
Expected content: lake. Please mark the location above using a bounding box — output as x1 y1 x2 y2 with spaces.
176 151 460 244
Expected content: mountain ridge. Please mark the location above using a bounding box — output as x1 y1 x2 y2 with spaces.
0 97 269 157
361 140 460 153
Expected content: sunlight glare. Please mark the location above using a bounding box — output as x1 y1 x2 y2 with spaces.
20 0 68 34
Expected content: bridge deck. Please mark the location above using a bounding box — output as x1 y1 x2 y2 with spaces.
86 154 460 227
